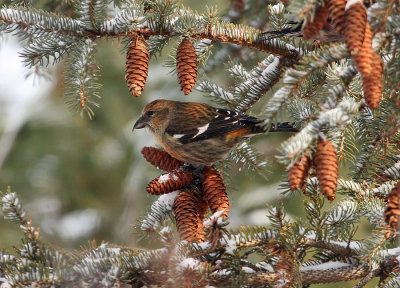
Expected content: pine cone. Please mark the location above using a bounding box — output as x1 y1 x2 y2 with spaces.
176 38 198 95
314 139 338 201
141 147 183 172
385 181 400 231
303 5 329 40
363 52 383 109
327 0 347 36
147 169 193 195
288 155 311 190
343 1 367 53
353 23 372 76
202 166 229 217
126 36 149 97
173 190 203 241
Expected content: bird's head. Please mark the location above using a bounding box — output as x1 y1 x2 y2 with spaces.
133 99 171 133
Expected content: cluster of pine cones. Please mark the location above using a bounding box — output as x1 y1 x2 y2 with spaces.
288 138 400 233
126 36 197 97
125 1 396 238
141 147 229 242
303 0 383 109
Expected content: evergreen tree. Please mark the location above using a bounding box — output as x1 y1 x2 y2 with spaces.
0 0 400 287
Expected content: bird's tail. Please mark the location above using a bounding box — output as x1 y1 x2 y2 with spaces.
269 122 298 132
251 121 298 134
257 22 303 42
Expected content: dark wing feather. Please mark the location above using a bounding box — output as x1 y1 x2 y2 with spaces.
166 105 263 144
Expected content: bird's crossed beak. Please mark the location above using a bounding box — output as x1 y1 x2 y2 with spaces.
133 116 147 130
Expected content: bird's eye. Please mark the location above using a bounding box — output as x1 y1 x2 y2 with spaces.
145 110 154 117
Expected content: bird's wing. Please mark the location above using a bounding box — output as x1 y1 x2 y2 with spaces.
166 104 262 144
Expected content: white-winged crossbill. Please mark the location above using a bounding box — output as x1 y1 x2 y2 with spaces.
133 99 297 166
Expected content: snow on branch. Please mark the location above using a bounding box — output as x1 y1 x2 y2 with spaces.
278 97 360 165
197 80 234 106
263 45 350 127
20 34 79 67
100 6 146 34
77 0 108 30
383 161 400 180
64 39 101 119
140 191 179 232
234 55 282 113
0 7 83 36
1 189 40 242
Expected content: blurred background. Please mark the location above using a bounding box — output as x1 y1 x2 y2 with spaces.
0 0 302 252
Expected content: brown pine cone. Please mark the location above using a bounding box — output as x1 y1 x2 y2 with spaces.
176 38 198 95
202 166 229 217
343 1 367 53
353 23 372 76
126 36 149 97
385 181 400 231
288 155 311 190
327 0 347 36
141 147 183 172
146 169 193 195
314 139 338 201
173 190 203 241
303 5 329 40
363 52 383 109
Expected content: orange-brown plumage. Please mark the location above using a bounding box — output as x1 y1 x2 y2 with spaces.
225 127 253 143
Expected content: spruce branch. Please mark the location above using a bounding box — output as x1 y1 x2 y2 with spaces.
231 141 269 178
197 80 234 107
0 188 40 242
100 3 146 34
233 55 286 113
0 6 84 37
0 6 302 57
20 34 79 67
262 45 351 127
140 191 179 232
302 238 360 257
208 255 399 286
278 97 360 166
77 0 108 31
64 38 101 119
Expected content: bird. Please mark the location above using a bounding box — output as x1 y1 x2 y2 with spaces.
133 99 297 166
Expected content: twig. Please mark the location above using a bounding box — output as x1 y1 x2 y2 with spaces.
351 268 379 288
0 12 301 58
302 238 359 257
